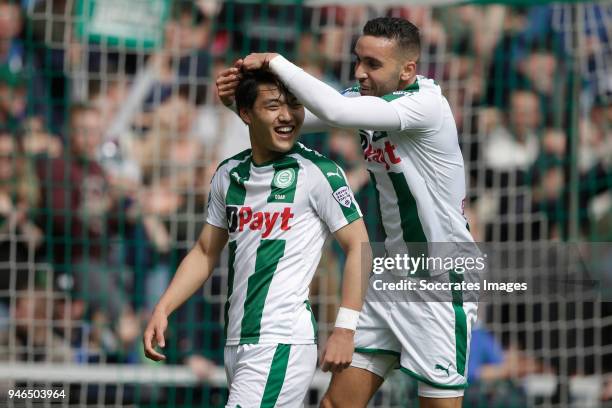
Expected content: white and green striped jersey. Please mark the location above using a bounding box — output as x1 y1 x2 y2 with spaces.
206 143 362 345
342 76 473 267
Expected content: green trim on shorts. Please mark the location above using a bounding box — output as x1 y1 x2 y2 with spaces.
399 366 468 390
450 270 468 376
260 344 291 408
354 347 401 357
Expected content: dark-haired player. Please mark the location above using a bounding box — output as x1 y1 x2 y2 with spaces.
144 70 370 407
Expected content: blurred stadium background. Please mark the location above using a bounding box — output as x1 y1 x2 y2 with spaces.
0 0 610 406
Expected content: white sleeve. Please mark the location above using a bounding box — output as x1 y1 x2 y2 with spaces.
387 91 442 131
269 56 401 131
205 169 227 229
302 108 330 133
308 162 362 233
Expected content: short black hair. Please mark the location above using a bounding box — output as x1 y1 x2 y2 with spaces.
363 17 421 59
235 69 290 112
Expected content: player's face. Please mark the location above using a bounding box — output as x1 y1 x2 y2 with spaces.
245 84 304 157
353 35 405 97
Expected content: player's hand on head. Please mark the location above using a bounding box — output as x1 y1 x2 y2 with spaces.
241 53 279 71
143 308 168 361
320 327 355 373
216 61 243 107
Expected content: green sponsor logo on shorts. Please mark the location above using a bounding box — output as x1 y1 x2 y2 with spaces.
435 362 452 377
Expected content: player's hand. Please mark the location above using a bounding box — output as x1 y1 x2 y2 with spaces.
241 53 279 71
143 308 168 361
320 327 355 373
216 59 243 107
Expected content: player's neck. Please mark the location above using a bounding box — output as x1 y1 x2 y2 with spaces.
250 145 287 166
397 75 417 91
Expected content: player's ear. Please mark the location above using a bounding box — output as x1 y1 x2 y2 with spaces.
239 108 251 125
400 60 417 82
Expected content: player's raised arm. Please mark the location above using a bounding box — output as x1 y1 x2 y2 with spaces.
216 58 329 133
242 53 402 131
143 223 228 361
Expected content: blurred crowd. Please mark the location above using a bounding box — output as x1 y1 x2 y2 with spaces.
0 0 610 405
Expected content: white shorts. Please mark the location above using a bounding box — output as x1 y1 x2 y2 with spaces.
224 343 317 408
352 272 478 398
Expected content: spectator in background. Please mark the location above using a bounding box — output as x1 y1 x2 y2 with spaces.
37 103 140 353
164 0 217 97
51 273 91 361
575 116 611 238
516 48 566 127
529 128 566 239
218 1 311 58
513 4 610 107
0 131 43 294
0 287 74 363
532 165 565 239
114 0 221 118
127 89 213 314
483 89 541 241
194 58 250 162
0 0 23 71
484 89 540 175
0 65 27 131
22 0 65 127
101 0 221 173
464 322 543 407
20 117 63 159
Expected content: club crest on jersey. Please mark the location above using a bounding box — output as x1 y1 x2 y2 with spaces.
333 186 353 208
273 168 295 189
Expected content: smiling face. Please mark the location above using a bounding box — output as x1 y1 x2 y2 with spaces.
239 84 304 163
353 35 411 97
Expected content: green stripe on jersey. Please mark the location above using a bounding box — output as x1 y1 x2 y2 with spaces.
224 241 237 339
268 156 299 203
304 300 318 340
240 239 286 343
388 172 427 243
293 144 360 224
369 172 387 242
226 156 252 205
260 344 291 408
216 149 251 172
388 172 428 276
